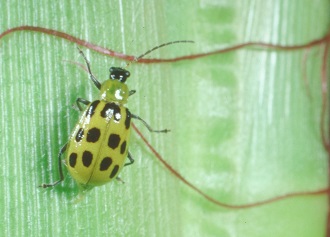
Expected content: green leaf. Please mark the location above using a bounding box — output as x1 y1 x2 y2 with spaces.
0 1 329 237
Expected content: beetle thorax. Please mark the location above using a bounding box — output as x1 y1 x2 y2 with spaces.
100 80 129 104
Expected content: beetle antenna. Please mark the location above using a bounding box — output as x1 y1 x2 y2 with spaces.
126 40 194 67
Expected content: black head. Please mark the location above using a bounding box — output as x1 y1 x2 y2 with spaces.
109 67 130 83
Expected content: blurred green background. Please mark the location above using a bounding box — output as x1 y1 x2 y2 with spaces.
0 1 329 237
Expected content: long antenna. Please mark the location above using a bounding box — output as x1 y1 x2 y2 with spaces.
126 40 194 67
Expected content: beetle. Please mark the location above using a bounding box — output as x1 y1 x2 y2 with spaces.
40 42 191 191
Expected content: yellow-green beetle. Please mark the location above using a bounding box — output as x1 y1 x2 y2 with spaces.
40 46 175 191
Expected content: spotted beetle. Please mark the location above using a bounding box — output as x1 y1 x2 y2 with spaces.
40 42 192 190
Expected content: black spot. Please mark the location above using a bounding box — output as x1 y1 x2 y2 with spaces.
82 151 93 167
75 128 84 142
110 165 119 179
69 153 77 168
125 109 131 129
87 127 101 143
108 134 120 149
120 141 127 154
101 103 120 119
100 157 112 171
86 100 100 117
